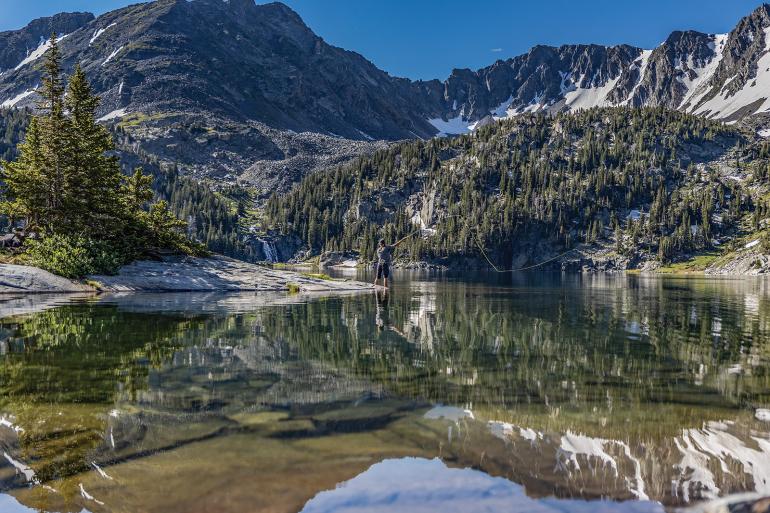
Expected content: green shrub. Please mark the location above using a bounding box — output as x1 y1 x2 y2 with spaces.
24 234 129 279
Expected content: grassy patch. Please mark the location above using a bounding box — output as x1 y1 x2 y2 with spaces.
286 282 301 294
84 280 104 291
117 111 176 128
301 272 334 281
657 252 721 274
0 250 16 264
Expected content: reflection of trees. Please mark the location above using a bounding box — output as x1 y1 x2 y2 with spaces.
0 305 202 482
1 276 769 484
255 277 770 436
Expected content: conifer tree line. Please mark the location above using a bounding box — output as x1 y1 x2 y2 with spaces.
0 35 203 277
1 105 255 262
0 108 29 162
267 107 767 266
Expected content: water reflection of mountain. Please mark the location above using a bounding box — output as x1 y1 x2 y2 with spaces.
0 276 768 511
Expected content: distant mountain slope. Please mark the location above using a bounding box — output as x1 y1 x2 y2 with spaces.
0 12 93 75
266 107 762 271
434 4 770 134
0 1 769 190
0 0 444 140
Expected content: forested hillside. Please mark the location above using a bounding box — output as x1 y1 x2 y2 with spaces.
0 107 29 162
267 107 770 270
0 107 256 261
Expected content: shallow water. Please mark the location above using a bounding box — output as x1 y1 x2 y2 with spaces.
0 272 769 513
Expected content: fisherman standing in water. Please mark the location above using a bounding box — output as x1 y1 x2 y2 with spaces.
374 239 394 288
373 231 419 288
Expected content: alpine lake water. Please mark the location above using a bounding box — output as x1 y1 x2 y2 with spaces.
1 270 769 513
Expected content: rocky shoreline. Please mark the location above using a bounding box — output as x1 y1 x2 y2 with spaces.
0 255 378 294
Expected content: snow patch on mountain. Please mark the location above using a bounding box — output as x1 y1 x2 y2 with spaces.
490 96 515 120
679 34 728 109
89 23 117 45
693 28 770 119
564 74 622 111
1 89 35 108
97 108 128 122
14 33 71 71
623 50 653 105
102 45 125 66
428 115 474 136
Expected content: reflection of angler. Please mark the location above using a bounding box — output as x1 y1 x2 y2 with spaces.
374 290 405 337
375 290 389 330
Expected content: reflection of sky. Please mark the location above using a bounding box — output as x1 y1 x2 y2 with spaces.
0 493 90 513
300 457 664 513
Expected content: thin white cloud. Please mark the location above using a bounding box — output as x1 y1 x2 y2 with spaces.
491 48 503 52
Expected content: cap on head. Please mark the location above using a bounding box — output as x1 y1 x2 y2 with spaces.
379 239 386 246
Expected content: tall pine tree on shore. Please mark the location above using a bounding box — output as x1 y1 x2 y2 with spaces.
0 34 203 276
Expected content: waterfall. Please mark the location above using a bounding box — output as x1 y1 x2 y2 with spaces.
259 238 278 263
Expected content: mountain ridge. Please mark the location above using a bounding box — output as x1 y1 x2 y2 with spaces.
3 2 770 137
0 1 769 194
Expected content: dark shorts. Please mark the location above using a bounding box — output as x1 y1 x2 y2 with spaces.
376 262 390 279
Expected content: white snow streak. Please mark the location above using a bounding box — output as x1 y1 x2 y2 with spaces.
4 452 36 482
89 23 117 45
694 28 770 118
679 34 728 109
79 483 105 505
624 50 653 105
97 108 128 122
102 45 125 66
14 34 71 71
1 89 35 108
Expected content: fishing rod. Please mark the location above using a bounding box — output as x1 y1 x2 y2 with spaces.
397 214 576 272
472 229 578 272
388 214 463 247
362 214 576 272
392 228 422 247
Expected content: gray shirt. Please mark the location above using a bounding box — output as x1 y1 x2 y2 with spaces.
377 245 393 264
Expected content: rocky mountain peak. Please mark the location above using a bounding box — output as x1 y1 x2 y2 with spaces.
0 12 94 73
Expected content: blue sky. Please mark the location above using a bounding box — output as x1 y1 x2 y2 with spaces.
0 0 765 80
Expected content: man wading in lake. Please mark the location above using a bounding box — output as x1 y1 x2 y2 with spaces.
374 239 394 288
373 232 418 288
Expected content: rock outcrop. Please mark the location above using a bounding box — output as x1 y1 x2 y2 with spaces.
0 256 376 293
0 264 93 293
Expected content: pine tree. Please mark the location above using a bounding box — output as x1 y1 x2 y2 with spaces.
36 33 70 232
65 64 124 235
0 117 46 228
0 35 203 273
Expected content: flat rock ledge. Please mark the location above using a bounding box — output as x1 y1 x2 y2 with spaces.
0 264 92 293
0 256 377 293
